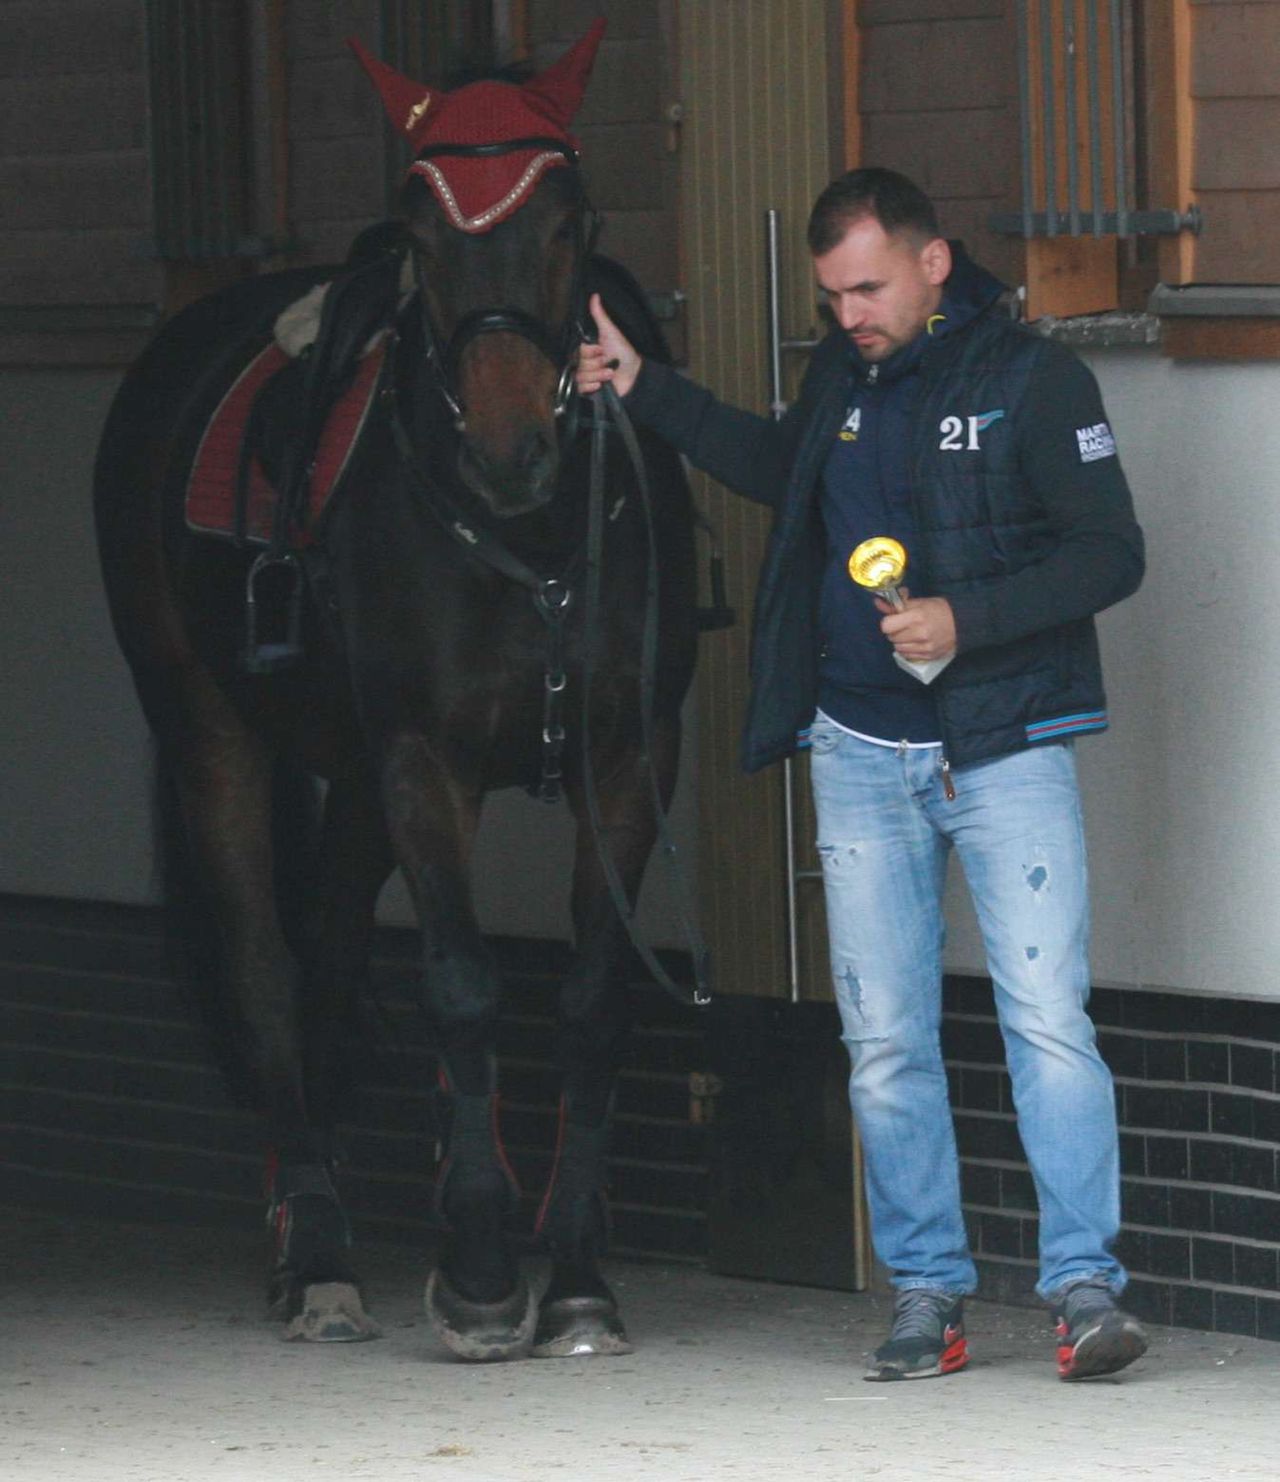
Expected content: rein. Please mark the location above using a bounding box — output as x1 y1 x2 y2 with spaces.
386 377 711 1010
581 388 712 1009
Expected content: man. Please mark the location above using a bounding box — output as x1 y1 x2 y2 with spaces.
577 168 1148 1382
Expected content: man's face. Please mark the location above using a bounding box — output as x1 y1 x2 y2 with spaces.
813 217 951 363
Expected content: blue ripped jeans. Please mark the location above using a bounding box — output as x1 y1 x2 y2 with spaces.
808 713 1124 1301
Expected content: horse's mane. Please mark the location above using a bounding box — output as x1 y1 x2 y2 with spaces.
586 255 674 367
342 222 673 371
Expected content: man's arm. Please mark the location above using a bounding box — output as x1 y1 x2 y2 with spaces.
946 341 1145 654
577 293 812 510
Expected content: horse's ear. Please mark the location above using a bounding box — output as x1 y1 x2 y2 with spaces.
521 18 606 130
347 36 434 147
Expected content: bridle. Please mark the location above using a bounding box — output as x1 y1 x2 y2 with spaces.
409 137 599 432
384 139 710 1009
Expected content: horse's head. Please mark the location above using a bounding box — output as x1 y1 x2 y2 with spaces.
403 161 590 517
351 23 605 520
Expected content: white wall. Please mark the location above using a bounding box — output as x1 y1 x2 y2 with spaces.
5 348 1279 997
1 371 158 902
942 348 1280 1001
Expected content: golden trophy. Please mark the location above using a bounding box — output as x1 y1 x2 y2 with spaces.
848 536 953 685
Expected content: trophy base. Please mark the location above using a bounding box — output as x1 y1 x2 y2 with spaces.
894 652 953 685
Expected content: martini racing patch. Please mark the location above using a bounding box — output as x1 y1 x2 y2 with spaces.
1075 421 1117 463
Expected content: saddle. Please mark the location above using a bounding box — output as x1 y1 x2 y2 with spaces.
184 226 412 551
181 228 731 672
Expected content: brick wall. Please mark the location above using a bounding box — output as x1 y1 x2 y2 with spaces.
0 896 708 1264
947 974 1280 1340
5 896 1279 1341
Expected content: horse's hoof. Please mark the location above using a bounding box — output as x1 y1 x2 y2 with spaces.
532 1295 634 1358
425 1268 537 1362
282 1282 381 1343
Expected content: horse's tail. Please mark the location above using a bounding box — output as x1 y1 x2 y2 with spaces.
152 746 323 1110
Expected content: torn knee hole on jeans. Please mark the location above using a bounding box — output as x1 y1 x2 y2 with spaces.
833 964 885 1041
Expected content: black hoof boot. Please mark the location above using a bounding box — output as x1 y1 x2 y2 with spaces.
266 1162 379 1343
425 1267 537 1361
273 1278 381 1343
427 1087 530 1361
533 1111 631 1357
533 1291 632 1357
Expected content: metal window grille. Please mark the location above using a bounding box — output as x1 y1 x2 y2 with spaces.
990 0 1198 240
379 0 497 213
145 0 270 261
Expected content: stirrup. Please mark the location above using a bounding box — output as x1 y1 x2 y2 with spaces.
244 551 305 673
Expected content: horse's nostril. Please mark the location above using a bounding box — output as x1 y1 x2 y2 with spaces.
457 430 558 513
518 430 554 478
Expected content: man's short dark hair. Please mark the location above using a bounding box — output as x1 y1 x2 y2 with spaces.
806 167 941 256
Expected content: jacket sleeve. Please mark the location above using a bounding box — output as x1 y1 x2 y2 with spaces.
621 358 811 510
946 339 1146 653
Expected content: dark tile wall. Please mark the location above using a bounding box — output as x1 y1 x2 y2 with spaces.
944 975 1280 1341
6 896 1279 1344
0 896 708 1265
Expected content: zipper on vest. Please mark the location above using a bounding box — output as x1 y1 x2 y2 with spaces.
939 754 956 801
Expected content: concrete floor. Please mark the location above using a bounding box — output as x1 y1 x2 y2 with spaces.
3 1208 1277 1482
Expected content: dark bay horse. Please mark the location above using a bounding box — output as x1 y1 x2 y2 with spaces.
93 25 702 1359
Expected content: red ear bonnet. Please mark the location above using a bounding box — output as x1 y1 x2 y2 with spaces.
347 19 605 233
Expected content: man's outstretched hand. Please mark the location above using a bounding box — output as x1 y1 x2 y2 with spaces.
575 292 642 398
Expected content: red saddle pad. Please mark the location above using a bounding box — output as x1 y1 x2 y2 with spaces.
185 332 389 545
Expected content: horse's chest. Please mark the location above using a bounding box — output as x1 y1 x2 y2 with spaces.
462 601 637 729
371 586 639 784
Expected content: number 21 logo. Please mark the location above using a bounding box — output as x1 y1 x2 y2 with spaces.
939 408 1005 451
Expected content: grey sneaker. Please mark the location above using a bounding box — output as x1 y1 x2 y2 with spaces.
1053 1278 1148 1380
865 1288 968 1381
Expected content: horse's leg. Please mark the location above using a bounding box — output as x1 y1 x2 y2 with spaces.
380 736 534 1361
148 660 372 1342
533 716 682 1358
267 768 393 1342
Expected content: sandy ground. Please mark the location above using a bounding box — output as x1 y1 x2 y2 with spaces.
2 1208 1277 1482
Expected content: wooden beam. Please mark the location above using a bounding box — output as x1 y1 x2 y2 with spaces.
1025 236 1119 319
827 0 860 173
1148 0 1196 284
1162 317 1280 360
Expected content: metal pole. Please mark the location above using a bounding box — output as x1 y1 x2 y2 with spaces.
1085 0 1104 237
1015 0 1034 239
1039 0 1057 236
766 211 802 1005
1109 0 1130 236
1063 2 1080 236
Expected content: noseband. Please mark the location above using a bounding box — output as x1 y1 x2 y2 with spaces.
412 137 597 431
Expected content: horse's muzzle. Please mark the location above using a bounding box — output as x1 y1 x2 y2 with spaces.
456 426 560 516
